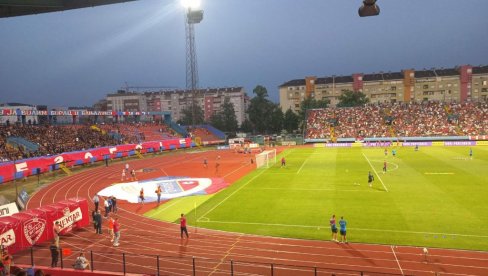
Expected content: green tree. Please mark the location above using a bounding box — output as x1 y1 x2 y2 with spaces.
209 112 224 131
178 104 204 125
337 90 369 107
269 105 284 133
247 85 275 134
283 108 299 133
239 118 253 133
221 97 238 133
210 97 238 133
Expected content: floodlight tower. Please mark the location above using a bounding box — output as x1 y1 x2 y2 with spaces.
182 0 203 126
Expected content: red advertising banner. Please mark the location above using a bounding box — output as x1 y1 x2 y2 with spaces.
0 216 22 253
0 198 89 254
0 138 193 184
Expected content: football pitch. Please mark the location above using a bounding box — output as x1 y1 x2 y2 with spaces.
145 146 488 251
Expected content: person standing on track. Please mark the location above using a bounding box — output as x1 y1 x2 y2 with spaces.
215 160 220 175
180 213 189 239
49 241 59 267
155 185 162 204
111 196 117 214
94 210 102 234
104 198 110 218
92 194 99 211
108 215 115 242
139 188 145 204
53 221 61 248
339 216 348 243
330 214 338 242
113 217 121 247
121 168 126 181
203 158 208 168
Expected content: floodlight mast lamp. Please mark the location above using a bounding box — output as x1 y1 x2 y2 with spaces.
183 0 203 126
358 0 380 17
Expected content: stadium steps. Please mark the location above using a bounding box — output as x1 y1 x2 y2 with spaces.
6 136 39 153
58 163 72 176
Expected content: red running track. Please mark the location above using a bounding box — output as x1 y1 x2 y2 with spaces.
15 149 488 276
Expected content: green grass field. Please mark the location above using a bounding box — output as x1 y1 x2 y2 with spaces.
145 146 488 251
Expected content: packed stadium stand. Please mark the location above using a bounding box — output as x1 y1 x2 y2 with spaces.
186 125 224 143
0 122 181 162
306 101 488 140
98 122 180 144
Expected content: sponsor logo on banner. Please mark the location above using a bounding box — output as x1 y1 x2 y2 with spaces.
444 141 476 146
0 203 19 217
0 229 16 248
23 218 46 245
179 139 186 145
55 207 83 232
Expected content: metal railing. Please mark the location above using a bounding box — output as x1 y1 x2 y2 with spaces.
11 245 410 276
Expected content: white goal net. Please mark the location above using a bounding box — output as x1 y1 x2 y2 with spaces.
255 149 277 169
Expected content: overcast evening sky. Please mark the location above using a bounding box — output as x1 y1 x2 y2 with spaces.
0 0 487 108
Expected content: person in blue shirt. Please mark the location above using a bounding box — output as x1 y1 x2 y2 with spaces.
339 216 348 243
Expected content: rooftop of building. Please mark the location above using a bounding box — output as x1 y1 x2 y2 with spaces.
279 65 487 87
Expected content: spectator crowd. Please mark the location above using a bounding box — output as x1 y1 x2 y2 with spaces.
306 101 488 140
0 122 180 162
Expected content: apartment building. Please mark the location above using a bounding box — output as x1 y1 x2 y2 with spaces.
280 65 488 113
107 87 249 126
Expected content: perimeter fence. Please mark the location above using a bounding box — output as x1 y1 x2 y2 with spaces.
10 245 411 276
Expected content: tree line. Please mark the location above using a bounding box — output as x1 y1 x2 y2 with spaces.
177 85 368 135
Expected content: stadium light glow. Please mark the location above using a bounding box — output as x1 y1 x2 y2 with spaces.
181 0 201 9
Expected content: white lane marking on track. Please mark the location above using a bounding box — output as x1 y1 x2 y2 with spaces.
391 245 404 275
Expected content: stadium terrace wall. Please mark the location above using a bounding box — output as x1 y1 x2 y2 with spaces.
0 138 193 184
309 139 488 147
305 136 488 144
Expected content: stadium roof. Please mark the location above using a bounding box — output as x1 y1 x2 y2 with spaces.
0 0 135 18
279 65 487 88
473 65 488 74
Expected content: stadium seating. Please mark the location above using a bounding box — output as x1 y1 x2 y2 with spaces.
306 101 488 140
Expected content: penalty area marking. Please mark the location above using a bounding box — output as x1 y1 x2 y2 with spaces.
424 172 455 175
362 153 389 192
197 149 296 220
246 187 364 192
195 219 488 239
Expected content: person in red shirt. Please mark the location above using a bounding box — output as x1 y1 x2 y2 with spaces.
281 157 286 167
113 217 121 247
180 213 189 239
108 216 115 242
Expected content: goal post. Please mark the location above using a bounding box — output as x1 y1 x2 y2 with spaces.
255 149 277 169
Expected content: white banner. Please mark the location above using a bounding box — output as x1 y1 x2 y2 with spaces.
0 203 19 217
55 207 83 232
0 229 16 248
